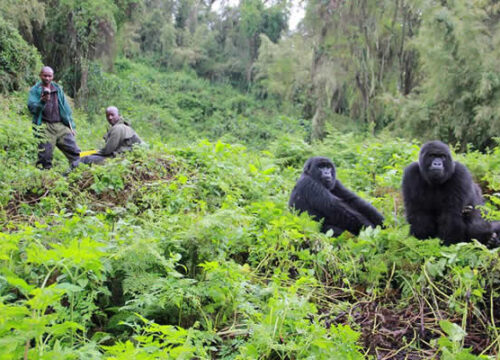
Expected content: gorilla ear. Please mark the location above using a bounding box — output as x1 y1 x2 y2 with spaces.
303 158 314 174
449 158 456 173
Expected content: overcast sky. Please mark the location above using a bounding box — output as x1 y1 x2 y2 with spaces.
289 0 305 30
213 0 305 31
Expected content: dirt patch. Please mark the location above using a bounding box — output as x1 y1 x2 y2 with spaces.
323 291 497 359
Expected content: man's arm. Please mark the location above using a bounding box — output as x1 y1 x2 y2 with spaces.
56 86 77 130
97 126 125 156
27 86 44 118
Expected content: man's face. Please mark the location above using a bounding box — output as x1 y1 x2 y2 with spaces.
106 109 120 125
40 70 53 86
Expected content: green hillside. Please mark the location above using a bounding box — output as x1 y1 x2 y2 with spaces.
73 59 306 149
1 62 499 359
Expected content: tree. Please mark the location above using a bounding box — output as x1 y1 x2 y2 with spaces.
254 33 313 112
397 0 500 150
0 17 41 93
301 0 421 139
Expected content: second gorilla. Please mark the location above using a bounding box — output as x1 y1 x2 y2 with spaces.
289 156 384 236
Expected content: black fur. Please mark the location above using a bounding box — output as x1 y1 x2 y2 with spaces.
289 156 384 236
402 140 500 247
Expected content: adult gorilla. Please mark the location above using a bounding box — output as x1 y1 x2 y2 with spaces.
289 156 384 236
402 140 500 247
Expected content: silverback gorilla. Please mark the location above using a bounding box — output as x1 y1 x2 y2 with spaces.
289 156 384 236
402 140 500 247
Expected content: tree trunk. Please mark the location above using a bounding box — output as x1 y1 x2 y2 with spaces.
311 98 326 140
76 60 89 109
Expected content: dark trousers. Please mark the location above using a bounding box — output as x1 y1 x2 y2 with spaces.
72 154 108 168
35 122 80 169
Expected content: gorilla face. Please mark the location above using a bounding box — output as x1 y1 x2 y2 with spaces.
318 165 335 189
304 157 336 190
418 141 455 185
425 153 446 182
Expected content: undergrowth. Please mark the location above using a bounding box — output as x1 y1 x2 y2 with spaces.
0 65 499 359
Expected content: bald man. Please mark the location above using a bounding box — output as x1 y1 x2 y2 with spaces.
27 66 80 169
73 106 143 167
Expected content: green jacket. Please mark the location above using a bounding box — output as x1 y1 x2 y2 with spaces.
27 81 76 129
97 119 143 157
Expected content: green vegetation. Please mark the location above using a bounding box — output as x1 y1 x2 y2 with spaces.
0 18 41 93
1 62 500 357
80 59 305 148
3 0 500 149
2 0 500 358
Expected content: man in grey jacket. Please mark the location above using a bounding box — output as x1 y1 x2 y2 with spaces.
73 106 142 167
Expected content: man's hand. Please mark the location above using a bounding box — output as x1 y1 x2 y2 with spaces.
41 88 51 102
41 92 50 102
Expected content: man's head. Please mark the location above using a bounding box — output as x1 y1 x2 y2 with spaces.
106 106 120 125
39 66 54 86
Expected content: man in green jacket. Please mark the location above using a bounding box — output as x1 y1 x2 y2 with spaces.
27 66 81 169
72 106 143 167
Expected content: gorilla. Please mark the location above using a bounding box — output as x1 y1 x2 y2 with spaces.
402 140 500 247
289 156 384 236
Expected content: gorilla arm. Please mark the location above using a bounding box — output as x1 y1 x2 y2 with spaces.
457 165 498 245
436 163 474 244
290 175 373 235
332 180 384 227
402 162 439 239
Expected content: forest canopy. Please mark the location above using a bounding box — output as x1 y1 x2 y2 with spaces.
2 0 500 149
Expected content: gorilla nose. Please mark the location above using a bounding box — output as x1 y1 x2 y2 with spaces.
432 160 443 169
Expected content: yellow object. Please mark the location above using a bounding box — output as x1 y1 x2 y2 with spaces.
80 150 98 157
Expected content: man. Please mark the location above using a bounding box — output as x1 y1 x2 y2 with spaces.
27 66 80 169
73 106 143 167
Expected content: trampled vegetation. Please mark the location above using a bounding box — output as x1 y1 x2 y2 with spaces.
1 65 500 358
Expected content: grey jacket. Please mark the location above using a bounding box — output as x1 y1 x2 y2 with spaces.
97 119 143 156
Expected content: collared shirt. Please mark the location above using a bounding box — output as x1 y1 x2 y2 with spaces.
42 84 60 123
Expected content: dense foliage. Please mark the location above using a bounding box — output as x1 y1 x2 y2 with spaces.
1 61 500 357
2 0 500 357
0 18 41 93
78 58 305 147
2 0 500 148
